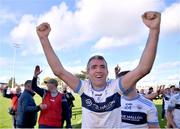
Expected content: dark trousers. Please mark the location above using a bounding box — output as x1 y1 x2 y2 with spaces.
161 99 165 119
12 115 16 128
16 125 34 128
39 124 62 128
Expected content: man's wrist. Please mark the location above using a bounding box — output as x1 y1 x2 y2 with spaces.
33 75 38 78
39 36 49 42
150 27 160 33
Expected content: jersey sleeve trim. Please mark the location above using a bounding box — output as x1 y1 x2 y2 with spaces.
74 79 82 93
118 78 134 95
148 122 159 126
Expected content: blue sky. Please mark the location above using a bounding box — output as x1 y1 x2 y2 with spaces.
0 0 179 87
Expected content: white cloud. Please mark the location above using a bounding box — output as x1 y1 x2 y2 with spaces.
108 59 180 86
9 0 165 55
117 59 139 71
155 61 180 70
78 0 164 50
94 36 138 50
161 2 180 35
10 15 41 55
107 59 139 79
167 74 180 81
0 9 17 25
138 61 180 85
65 65 86 74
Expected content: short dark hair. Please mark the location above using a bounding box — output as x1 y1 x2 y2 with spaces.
87 55 108 70
24 80 32 87
149 87 153 90
170 85 175 89
116 71 130 78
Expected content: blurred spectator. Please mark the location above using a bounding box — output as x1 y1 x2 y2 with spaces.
2 85 21 128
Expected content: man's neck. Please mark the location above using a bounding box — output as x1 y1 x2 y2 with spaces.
50 90 58 97
126 90 138 100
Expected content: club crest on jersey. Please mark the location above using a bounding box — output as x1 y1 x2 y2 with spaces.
137 104 142 110
86 99 92 106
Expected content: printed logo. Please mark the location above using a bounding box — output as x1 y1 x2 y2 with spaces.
137 105 142 110
86 99 92 106
125 103 132 110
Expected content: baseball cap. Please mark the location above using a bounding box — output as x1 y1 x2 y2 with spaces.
44 78 58 86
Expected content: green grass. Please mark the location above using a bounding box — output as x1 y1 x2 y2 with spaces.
0 94 166 128
0 93 82 128
0 96 12 128
153 99 167 128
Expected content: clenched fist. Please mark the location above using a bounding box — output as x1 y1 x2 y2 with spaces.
36 22 51 39
39 103 47 110
142 11 161 30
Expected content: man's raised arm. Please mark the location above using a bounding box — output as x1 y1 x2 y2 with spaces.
122 11 161 90
36 23 80 91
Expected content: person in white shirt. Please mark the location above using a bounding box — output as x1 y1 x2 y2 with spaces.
116 70 159 128
167 88 180 128
36 11 161 128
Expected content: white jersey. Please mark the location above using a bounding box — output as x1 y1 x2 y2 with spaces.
168 93 180 128
163 94 171 110
74 78 126 128
121 94 159 128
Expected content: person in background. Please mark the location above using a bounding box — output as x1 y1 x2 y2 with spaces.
63 86 75 119
16 80 42 128
114 65 164 101
167 88 180 128
148 87 154 94
32 65 72 128
116 70 160 128
2 85 21 128
140 89 146 95
161 87 171 126
170 85 175 96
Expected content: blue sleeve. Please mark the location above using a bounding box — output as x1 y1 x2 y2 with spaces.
22 95 40 113
62 95 72 128
32 77 45 97
74 80 82 93
118 78 134 95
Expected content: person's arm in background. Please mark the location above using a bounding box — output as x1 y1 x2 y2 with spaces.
36 23 80 92
144 85 164 100
114 65 121 78
2 86 13 99
32 65 46 97
62 95 72 128
121 11 161 91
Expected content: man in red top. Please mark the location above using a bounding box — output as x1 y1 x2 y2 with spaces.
32 65 72 128
2 85 21 128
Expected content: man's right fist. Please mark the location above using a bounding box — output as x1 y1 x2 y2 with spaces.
36 22 51 38
39 103 47 110
37 23 49 31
